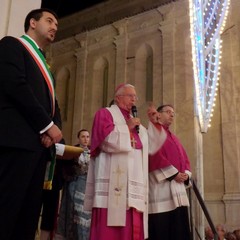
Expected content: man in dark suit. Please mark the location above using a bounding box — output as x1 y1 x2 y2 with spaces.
0 8 63 240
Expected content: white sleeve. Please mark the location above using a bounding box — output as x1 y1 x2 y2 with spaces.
39 121 53 134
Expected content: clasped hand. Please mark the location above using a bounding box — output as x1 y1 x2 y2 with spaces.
40 124 62 148
174 172 189 183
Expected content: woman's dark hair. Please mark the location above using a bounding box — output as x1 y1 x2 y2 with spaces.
77 129 89 138
24 8 58 32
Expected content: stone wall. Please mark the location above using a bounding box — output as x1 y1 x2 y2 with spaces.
50 0 240 234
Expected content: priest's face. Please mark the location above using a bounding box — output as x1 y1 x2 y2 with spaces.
115 86 138 111
158 106 175 126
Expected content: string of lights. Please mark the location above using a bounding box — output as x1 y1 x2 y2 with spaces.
189 0 230 132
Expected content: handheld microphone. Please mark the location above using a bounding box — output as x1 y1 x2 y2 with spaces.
131 105 139 133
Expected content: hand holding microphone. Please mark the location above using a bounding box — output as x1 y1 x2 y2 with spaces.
131 105 140 133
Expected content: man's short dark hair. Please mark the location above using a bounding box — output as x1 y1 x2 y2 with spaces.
24 8 58 33
77 129 89 138
157 104 174 112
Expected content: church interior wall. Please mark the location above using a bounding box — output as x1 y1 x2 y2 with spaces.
49 38 79 143
50 0 240 232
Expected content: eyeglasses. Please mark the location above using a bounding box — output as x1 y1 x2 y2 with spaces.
160 110 176 116
119 94 138 100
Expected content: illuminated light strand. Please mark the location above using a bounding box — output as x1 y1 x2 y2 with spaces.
188 0 230 132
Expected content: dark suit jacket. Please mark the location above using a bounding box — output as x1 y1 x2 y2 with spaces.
0 36 57 151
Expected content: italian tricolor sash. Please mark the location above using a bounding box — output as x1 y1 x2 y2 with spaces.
43 146 56 190
17 35 55 116
18 35 56 190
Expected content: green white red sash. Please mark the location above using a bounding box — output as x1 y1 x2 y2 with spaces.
18 35 56 190
17 35 55 116
43 146 56 190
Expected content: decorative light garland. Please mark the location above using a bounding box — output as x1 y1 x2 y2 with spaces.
189 0 230 132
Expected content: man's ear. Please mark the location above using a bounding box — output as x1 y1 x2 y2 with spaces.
29 18 36 29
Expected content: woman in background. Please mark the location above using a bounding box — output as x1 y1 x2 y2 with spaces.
56 129 91 240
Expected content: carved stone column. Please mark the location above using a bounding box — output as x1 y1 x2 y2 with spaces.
159 20 175 106
113 20 128 86
221 8 240 228
73 33 88 142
